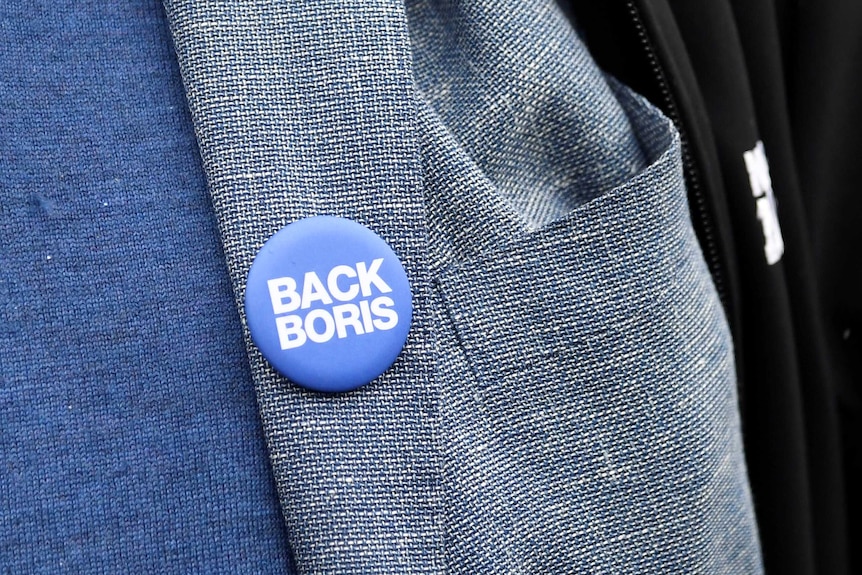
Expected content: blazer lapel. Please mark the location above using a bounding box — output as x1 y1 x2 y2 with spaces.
163 1 444 572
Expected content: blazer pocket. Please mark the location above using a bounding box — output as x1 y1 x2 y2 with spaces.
433 86 757 570
435 84 731 395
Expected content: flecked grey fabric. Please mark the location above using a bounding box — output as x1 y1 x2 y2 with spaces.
164 1 443 573
164 0 763 572
425 82 761 573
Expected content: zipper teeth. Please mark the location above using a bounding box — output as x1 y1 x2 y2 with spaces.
625 0 728 308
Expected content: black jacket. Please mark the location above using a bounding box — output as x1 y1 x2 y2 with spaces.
560 1 860 573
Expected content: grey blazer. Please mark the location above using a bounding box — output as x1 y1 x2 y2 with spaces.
164 0 763 572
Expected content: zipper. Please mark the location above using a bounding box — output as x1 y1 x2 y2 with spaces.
625 0 729 312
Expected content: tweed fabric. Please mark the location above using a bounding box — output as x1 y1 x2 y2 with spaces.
164 0 763 572
164 1 445 573
425 83 762 572
408 0 647 229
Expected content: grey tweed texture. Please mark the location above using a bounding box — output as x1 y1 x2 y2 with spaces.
164 0 763 572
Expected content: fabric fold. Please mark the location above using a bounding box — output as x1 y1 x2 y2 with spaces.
163 1 444 573
163 0 763 572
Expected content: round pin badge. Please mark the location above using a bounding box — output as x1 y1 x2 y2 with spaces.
244 216 412 393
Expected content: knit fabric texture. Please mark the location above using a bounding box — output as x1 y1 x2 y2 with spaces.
163 0 763 573
0 1 292 573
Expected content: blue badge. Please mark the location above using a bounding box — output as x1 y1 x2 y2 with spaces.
244 216 412 393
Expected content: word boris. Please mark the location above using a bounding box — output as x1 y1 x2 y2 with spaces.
266 258 399 349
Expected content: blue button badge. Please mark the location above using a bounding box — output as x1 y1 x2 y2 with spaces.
244 216 412 393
